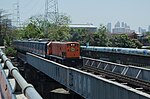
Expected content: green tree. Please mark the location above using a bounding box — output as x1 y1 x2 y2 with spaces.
91 25 109 46
20 15 45 39
19 13 71 41
57 13 71 25
69 28 91 45
146 32 150 36
46 13 71 41
110 34 142 48
69 28 81 41
131 39 143 48
48 25 71 41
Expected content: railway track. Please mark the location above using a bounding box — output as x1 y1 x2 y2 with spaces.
81 66 150 93
80 57 150 94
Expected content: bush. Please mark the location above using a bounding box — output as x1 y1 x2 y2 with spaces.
5 47 16 56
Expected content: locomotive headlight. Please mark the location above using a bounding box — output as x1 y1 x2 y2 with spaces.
71 47 75 52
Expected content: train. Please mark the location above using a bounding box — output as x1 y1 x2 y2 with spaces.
81 46 150 57
13 40 82 68
81 46 150 66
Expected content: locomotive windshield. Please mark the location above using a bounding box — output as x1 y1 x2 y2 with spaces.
71 44 75 46
67 43 79 46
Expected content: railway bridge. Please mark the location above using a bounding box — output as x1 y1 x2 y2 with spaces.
1 47 150 99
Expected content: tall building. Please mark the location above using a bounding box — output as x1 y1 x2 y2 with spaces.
124 23 127 28
138 27 142 33
138 27 146 33
115 21 120 27
121 22 125 27
148 25 150 32
107 23 111 33
112 21 134 34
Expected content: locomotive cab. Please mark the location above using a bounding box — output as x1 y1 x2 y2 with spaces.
66 42 80 58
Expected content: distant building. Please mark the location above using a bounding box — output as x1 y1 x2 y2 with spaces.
112 21 134 34
138 27 142 33
2 19 12 28
112 27 125 33
68 24 97 33
115 21 120 28
142 29 146 33
148 25 150 32
124 23 128 28
138 27 146 34
121 22 125 27
107 23 111 33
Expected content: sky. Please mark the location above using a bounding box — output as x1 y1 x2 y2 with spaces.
0 0 150 31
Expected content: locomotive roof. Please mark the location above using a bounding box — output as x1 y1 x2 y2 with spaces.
52 42 79 44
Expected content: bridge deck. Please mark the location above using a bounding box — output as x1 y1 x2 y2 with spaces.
26 52 150 99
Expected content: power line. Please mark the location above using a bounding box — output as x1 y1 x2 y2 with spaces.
23 0 44 16
44 0 59 35
45 0 59 24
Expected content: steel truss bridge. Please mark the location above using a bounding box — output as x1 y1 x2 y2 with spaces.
0 48 150 99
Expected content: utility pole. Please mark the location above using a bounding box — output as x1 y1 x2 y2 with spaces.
0 10 5 36
0 10 10 46
0 10 2 45
44 0 59 35
13 0 20 28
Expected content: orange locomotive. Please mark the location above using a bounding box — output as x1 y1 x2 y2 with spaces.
47 42 80 58
46 41 82 67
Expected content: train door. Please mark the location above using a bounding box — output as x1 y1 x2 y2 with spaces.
47 41 52 55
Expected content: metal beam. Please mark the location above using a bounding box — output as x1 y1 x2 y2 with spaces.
83 57 150 82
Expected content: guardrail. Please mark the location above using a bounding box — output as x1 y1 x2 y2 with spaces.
0 49 43 99
83 57 150 82
0 63 16 99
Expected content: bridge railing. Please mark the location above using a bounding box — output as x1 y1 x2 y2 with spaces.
0 49 43 99
0 62 16 99
83 57 150 82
